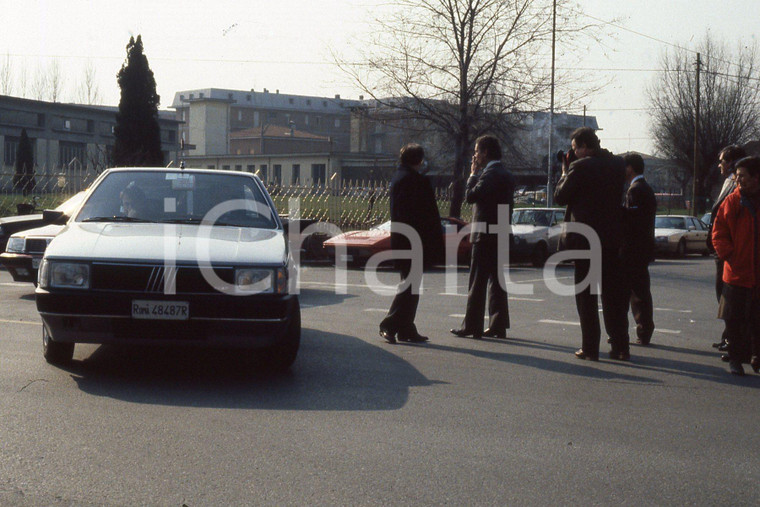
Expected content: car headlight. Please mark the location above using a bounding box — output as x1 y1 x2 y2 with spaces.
5 236 25 253
41 261 90 289
235 268 276 294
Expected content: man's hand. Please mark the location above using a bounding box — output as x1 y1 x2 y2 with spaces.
470 155 482 176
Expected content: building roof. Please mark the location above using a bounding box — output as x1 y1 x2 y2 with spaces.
171 88 361 114
231 125 330 141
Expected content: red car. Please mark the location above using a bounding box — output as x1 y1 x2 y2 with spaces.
323 217 471 265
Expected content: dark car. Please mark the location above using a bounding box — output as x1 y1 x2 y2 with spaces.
1 192 87 284
35 168 300 371
0 194 84 252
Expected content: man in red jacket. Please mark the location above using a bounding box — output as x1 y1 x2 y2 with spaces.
711 156 760 376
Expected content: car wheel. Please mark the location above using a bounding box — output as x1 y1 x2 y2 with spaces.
42 326 74 365
531 242 548 267
264 300 301 372
676 239 686 258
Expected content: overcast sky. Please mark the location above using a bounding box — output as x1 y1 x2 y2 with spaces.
1 0 757 155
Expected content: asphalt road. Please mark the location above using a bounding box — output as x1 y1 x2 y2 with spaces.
1 257 759 506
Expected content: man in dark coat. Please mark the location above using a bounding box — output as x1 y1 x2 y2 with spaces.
379 143 444 343
554 127 628 361
622 153 657 345
450 135 515 340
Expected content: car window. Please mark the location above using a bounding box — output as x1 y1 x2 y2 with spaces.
655 217 686 229
513 210 551 226
552 210 565 224
76 171 278 228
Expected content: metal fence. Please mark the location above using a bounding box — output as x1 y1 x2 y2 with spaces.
0 166 97 217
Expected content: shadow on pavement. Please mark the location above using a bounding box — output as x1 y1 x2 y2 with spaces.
298 287 355 307
64 329 432 410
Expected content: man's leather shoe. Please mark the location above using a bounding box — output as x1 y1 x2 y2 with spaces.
398 333 429 343
574 349 598 361
483 328 506 339
379 327 396 344
450 328 482 339
610 350 631 361
730 361 745 376
718 343 729 352
712 341 724 349
721 354 730 363
635 338 650 346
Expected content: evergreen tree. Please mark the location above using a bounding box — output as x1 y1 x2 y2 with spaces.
13 128 36 196
112 35 163 167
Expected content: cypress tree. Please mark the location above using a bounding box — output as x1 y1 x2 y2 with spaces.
13 128 36 196
112 35 163 167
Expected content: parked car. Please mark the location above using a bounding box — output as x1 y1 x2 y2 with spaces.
1 192 87 284
322 216 472 265
510 207 565 266
35 168 300 370
0 193 85 252
701 212 711 226
654 215 710 257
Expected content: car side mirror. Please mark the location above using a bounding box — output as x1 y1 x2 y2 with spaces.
42 209 67 225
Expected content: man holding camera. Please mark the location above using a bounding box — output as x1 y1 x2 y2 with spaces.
554 127 628 361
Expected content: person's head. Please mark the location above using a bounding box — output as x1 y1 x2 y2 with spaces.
120 182 146 217
623 153 645 182
735 156 760 196
473 135 502 167
399 143 425 169
570 127 600 159
718 145 747 176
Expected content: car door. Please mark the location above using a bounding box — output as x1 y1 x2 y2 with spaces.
689 217 708 252
548 210 565 251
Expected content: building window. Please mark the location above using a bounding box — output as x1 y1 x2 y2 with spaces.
306 99 311 106
207 165 215 169
311 164 326 185
3 137 19 166
268 112 277 121
323 101 327 107
235 164 242 171
246 165 255 173
63 119 71 130
189 94 194 99
273 164 282 184
222 164 230 170
291 164 300 184
315 116 321 127
180 94 185 100
37 113 45 127
304 115 309 126
87 120 95 133
246 94 251 101
59 141 86 168
238 110 242 121
289 98 295 105
334 118 341 128
228 93 234 100
259 164 268 182
199 92 204 98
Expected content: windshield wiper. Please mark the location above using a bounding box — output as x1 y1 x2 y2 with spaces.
82 216 154 223
159 217 204 224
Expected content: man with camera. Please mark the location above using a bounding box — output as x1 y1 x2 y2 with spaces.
554 127 628 361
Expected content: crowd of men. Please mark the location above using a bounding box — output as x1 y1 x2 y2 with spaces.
378 128 760 377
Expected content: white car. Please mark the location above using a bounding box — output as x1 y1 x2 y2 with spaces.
511 207 565 266
654 215 710 257
35 168 300 370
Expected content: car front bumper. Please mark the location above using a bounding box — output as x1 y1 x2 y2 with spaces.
0 252 40 282
36 289 299 347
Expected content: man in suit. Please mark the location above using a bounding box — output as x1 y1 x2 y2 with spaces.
451 135 515 340
622 153 657 345
554 127 628 361
707 145 746 350
379 143 444 344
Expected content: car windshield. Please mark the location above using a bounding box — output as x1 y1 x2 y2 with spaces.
513 210 552 226
371 221 391 231
75 170 278 228
655 217 686 229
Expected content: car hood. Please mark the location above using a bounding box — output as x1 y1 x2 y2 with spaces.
15 223 65 238
46 222 287 265
511 224 547 235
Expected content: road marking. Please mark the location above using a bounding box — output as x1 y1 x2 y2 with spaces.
539 319 581 326
0 318 39 326
0 282 30 287
654 308 692 313
363 308 388 313
439 292 544 301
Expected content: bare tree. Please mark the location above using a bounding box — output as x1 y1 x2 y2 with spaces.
338 0 602 217
0 54 13 95
75 60 101 105
17 62 28 98
32 64 49 100
648 34 760 212
48 59 65 102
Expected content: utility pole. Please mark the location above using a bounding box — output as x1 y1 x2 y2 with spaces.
692 53 701 215
546 0 557 208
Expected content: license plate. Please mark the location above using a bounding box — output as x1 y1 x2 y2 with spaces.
339 254 354 262
32 258 41 269
132 300 189 320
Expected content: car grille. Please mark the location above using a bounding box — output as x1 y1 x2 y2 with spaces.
26 239 49 254
91 262 236 294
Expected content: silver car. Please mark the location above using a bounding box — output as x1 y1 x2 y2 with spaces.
511 207 565 266
654 215 710 257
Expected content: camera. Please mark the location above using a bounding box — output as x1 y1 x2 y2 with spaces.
557 149 577 166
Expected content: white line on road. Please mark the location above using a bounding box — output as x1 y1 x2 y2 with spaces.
0 318 39 326
363 308 388 313
539 319 581 326
655 328 682 334
654 308 692 313
0 282 29 287
439 292 544 301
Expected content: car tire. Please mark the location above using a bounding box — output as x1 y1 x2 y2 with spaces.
264 300 301 372
42 326 74 365
531 242 548 267
676 239 686 258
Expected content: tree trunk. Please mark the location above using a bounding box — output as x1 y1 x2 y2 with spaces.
448 134 469 218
